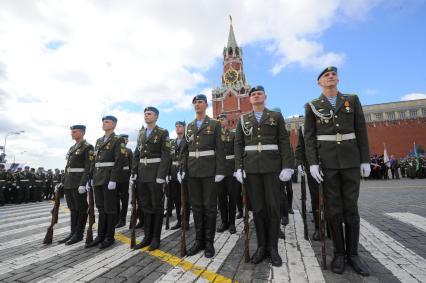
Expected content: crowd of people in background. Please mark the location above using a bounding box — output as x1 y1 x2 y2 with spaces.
369 154 426 180
0 164 65 206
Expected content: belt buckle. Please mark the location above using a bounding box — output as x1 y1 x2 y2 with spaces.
195 149 200 159
257 142 263 152
143 158 148 165
336 133 342 142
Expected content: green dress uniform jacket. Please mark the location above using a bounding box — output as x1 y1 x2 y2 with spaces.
234 109 293 173
64 140 94 189
92 133 125 186
132 126 171 183
181 116 226 178
222 128 236 177
304 93 370 169
117 148 133 183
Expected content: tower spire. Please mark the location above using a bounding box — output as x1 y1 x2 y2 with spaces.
227 15 238 49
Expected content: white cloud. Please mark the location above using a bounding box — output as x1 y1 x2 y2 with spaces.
0 0 381 168
400 93 426 101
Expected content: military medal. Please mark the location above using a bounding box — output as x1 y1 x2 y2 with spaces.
269 117 276 126
324 119 329 123
153 135 159 143
206 125 212 134
344 100 351 111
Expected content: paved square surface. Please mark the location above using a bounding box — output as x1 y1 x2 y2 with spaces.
0 178 425 282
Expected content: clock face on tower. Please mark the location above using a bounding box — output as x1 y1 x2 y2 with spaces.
224 69 238 84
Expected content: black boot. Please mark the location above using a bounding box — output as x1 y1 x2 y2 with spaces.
148 212 163 251
187 212 204 256
99 214 116 249
66 212 87 245
170 221 181 230
228 223 236 234
216 222 228 233
85 213 107 248
330 221 345 274
59 211 78 244
204 215 216 258
279 227 285 239
251 215 267 264
133 213 152 250
267 218 282 267
345 220 370 276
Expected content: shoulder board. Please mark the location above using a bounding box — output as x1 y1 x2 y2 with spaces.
157 126 165 131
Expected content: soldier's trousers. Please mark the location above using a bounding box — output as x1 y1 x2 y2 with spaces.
188 177 218 244
322 167 360 256
217 175 238 225
246 173 281 248
116 181 129 222
136 182 164 215
94 184 118 240
0 185 5 205
169 180 189 224
279 182 288 218
284 180 293 209
65 189 89 212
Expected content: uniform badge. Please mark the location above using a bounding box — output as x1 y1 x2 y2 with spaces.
206 126 213 134
344 101 351 111
153 135 159 143
120 143 126 154
268 117 276 126
89 150 94 161
226 135 231 142
325 119 329 123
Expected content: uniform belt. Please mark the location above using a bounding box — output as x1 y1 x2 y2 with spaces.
317 133 356 142
189 150 215 159
226 155 235 160
172 161 179 166
245 144 278 152
123 166 130 170
139 158 161 165
20 179 30 182
0 180 5 181
67 168 85 173
95 162 115 168
35 180 43 182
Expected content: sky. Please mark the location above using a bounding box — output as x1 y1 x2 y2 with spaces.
0 0 425 169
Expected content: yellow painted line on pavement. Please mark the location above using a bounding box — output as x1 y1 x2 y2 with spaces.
54 202 237 282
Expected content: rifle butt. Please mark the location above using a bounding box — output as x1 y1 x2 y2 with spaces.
43 227 53 245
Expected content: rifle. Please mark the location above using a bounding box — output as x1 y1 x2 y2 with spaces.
318 181 327 270
165 182 170 230
300 167 308 240
180 166 187 257
240 167 250 263
85 182 95 244
129 181 138 248
43 185 61 244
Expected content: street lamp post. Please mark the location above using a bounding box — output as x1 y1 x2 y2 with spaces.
3 130 25 155
12 150 27 164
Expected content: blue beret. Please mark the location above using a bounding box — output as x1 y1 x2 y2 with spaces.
119 134 129 138
70 125 86 130
144 106 159 115
217 113 227 119
192 94 207 103
270 107 281 113
248 85 265 96
317 66 337 80
175 121 186 126
102 115 118 123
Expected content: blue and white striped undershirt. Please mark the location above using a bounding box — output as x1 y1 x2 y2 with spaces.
327 96 337 108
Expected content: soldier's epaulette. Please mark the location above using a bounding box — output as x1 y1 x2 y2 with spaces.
342 93 356 97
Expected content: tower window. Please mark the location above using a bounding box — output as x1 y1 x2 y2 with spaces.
410 109 418 118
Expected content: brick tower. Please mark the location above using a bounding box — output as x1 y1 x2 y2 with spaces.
212 17 251 128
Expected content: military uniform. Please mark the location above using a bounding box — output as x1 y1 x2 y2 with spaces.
181 115 226 258
44 169 54 200
295 126 320 239
168 137 190 230
34 168 46 202
235 107 293 266
12 169 24 203
217 127 239 234
21 167 33 203
59 137 94 245
116 142 133 228
0 165 7 206
86 131 125 249
132 124 171 251
304 82 370 275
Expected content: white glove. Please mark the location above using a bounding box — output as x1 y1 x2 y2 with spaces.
130 174 137 182
310 165 324 183
90 179 94 187
360 163 371 178
16 185 20 189
107 181 116 190
85 181 91 192
235 169 246 184
214 175 225 183
156 178 165 184
177 172 186 184
297 165 305 177
54 183 61 192
279 168 293 182
165 176 171 184
78 185 86 194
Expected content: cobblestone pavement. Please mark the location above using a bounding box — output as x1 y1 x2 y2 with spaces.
0 178 425 282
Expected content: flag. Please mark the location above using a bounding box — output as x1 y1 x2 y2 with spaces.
383 143 390 167
414 142 418 158
414 142 420 171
